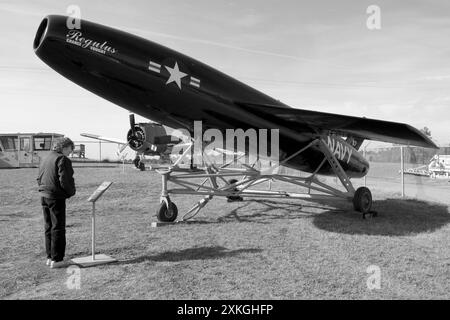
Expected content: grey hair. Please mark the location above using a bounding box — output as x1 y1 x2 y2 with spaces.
52 137 75 153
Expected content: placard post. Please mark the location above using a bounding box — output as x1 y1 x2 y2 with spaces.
71 181 117 267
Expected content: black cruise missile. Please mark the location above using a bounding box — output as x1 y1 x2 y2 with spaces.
33 15 437 178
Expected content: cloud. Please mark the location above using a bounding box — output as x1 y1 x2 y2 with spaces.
0 2 47 17
234 13 264 28
418 75 450 81
118 25 351 69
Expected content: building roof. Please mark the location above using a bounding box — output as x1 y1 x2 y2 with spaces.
0 133 64 137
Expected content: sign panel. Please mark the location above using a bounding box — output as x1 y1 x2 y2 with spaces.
88 181 113 202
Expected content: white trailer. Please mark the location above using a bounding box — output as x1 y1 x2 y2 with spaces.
0 133 64 168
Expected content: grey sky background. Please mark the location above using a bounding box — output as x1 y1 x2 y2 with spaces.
1 0 449 159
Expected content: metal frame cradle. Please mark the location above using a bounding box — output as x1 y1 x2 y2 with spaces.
155 138 374 223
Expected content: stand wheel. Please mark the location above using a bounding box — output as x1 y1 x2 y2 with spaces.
226 179 243 202
157 201 178 222
353 187 372 216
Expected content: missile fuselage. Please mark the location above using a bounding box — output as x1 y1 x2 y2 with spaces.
34 15 369 177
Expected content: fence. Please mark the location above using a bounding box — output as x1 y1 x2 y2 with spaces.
70 140 133 162
358 145 450 204
364 145 450 165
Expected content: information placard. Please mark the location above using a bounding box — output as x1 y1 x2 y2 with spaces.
87 181 113 202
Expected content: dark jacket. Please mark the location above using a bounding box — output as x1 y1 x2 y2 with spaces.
37 151 76 199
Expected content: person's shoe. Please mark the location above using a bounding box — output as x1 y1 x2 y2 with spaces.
50 260 69 269
46 259 52 266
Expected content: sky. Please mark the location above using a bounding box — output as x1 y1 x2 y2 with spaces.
1 0 450 159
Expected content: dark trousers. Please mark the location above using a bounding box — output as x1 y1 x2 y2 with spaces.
41 197 66 262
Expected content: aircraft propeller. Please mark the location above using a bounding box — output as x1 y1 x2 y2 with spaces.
129 113 136 136
117 114 140 153
125 113 147 151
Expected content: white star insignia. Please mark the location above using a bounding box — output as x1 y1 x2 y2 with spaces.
165 62 187 89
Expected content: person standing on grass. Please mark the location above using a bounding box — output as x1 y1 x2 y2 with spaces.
37 137 76 269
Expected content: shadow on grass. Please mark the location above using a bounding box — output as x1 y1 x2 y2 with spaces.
313 198 450 236
72 165 119 168
185 199 330 225
117 246 262 265
186 197 449 236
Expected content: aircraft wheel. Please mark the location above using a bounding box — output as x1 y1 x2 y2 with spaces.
353 187 372 216
133 156 140 168
139 161 146 171
157 201 178 222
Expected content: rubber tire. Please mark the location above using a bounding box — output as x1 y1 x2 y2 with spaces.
139 161 146 171
226 179 243 202
133 156 140 168
157 202 178 222
353 187 372 214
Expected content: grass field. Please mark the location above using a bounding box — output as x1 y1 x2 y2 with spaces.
0 163 449 299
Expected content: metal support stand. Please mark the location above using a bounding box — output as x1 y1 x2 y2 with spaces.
71 181 117 267
400 146 405 198
99 140 102 162
153 139 367 223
